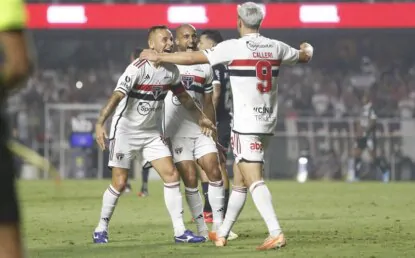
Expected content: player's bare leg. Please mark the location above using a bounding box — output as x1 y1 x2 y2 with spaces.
238 162 286 250
197 152 225 232
151 156 206 243
93 167 128 243
210 163 246 246
176 161 208 238
199 169 213 223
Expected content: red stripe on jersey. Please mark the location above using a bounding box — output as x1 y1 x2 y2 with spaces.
133 59 147 69
194 75 205 84
134 84 170 91
229 59 281 67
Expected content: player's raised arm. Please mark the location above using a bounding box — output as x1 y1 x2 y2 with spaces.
95 63 141 150
140 39 235 66
278 41 314 65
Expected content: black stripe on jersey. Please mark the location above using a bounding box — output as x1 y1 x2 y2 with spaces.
186 85 205 94
232 129 273 136
109 96 130 140
128 91 167 101
228 69 279 77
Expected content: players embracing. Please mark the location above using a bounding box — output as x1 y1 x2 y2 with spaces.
140 1 313 250
164 24 224 238
92 25 215 244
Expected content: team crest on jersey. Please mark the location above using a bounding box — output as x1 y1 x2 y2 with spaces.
152 85 164 99
116 153 124 161
174 147 183 154
181 75 194 89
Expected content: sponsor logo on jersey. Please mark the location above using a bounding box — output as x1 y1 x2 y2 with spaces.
181 75 195 89
137 102 162 115
250 142 263 151
144 74 150 80
246 41 273 51
125 76 131 82
253 106 273 114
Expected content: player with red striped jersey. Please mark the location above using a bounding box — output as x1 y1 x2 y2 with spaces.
93 25 214 245
140 2 313 250
164 24 223 239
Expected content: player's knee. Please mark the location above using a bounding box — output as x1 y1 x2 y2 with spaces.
111 168 129 192
183 173 198 188
206 164 222 181
163 166 180 183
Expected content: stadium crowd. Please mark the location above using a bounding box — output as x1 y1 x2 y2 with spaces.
7 30 415 146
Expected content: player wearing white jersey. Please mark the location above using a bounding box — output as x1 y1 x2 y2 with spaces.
140 2 313 250
93 26 214 245
163 24 223 237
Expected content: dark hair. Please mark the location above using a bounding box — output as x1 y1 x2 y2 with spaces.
132 47 143 59
200 30 223 45
148 25 169 38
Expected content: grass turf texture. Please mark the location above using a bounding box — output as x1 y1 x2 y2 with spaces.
20 180 415 258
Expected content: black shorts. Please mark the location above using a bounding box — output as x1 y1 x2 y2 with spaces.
0 141 20 223
355 136 376 151
217 120 231 157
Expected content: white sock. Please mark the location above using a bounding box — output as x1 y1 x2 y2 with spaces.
208 180 225 231
164 182 186 237
185 187 208 235
249 180 282 237
218 185 247 238
95 185 120 232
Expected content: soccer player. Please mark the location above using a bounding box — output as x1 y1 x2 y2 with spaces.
124 47 151 196
93 25 214 244
164 24 224 237
140 2 313 250
197 29 238 241
350 92 389 182
0 0 32 256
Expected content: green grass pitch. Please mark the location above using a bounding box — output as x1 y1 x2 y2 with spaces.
19 180 415 258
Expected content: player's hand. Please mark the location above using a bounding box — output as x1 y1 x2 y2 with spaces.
199 116 216 137
139 49 159 62
95 124 108 151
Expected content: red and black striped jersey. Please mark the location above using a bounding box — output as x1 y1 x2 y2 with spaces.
164 63 213 138
203 33 299 135
109 59 184 138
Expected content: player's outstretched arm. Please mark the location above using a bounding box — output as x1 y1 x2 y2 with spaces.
95 91 124 150
140 50 209 65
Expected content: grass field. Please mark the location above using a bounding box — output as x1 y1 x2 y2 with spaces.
19 180 415 258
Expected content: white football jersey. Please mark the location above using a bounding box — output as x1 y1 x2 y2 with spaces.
109 59 184 138
164 64 213 138
203 33 299 134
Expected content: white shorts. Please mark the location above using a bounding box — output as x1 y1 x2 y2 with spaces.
170 135 217 163
108 134 171 169
231 131 270 164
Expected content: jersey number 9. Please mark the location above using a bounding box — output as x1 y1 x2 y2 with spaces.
255 61 272 94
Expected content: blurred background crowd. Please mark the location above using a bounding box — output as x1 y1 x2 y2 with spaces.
8 29 415 146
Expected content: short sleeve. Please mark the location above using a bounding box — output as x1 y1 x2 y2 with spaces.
204 66 214 94
0 0 26 31
114 64 141 95
276 41 300 65
170 65 185 95
202 39 237 66
212 65 224 85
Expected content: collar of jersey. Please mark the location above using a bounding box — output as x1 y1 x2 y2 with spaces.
242 33 260 38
